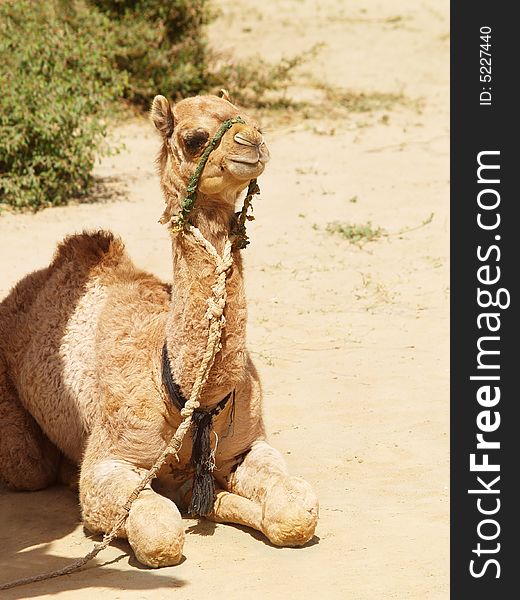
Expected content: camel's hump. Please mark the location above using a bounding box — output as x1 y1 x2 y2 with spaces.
52 230 126 269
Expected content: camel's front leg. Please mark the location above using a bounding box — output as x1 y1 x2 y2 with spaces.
211 440 319 546
79 428 185 568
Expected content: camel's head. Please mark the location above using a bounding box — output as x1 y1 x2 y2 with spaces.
151 93 269 217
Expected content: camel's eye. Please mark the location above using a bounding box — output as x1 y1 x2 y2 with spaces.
183 129 209 155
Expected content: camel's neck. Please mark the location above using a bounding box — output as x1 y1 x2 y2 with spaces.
164 203 248 407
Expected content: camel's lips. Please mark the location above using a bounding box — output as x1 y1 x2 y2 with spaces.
228 147 270 166
228 155 262 165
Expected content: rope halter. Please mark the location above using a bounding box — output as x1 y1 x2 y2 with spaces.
169 116 261 250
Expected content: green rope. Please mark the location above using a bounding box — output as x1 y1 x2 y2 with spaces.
231 179 260 250
170 115 260 249
172 116 244 227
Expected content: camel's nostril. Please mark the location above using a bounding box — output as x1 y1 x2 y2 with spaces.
234 131 263 148
234 133 255 147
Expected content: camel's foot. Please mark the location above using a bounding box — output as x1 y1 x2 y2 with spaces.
260 475 319 546
126 490 185 567
218 441 319 546
210 477 319 547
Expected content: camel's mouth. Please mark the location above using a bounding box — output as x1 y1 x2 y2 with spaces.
223 125 270 173
225 156 266 181
228 155 262 165
227 145 270 167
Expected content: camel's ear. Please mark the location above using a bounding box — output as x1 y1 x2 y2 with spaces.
151 95 174 138
220 88 233 103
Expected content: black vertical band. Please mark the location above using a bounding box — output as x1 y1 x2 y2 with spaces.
451 3 517 596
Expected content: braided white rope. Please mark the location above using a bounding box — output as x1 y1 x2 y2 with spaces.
0 227 234 591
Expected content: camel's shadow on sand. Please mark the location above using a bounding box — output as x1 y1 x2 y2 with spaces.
0 484 186 598
0 483 320 597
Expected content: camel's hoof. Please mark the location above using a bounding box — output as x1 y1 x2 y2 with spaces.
126 490 185 567
261 476 319 546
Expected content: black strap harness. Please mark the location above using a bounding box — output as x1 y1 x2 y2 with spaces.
161 343 233 516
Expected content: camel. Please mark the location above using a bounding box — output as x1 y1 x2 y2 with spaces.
0 93 319 568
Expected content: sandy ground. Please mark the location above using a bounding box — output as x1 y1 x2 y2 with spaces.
0 1 449 598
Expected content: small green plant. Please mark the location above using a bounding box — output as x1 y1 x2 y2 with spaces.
324 221 386 245
323 213 434 246
317 83 420 114
298 78 424 121
208 46 321 110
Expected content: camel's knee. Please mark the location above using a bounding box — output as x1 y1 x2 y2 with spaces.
261 476 319 547
126 490 185 567
81 466 185 568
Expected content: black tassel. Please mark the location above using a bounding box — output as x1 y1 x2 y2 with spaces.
162 342 233 517
188 410 216 516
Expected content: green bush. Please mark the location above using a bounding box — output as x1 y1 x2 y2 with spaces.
0 0 298 211
91 0 212 106
0 0 211 211
0 1 125 210
89 0 310 110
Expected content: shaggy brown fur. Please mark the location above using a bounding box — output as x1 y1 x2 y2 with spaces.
0 94 319 567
